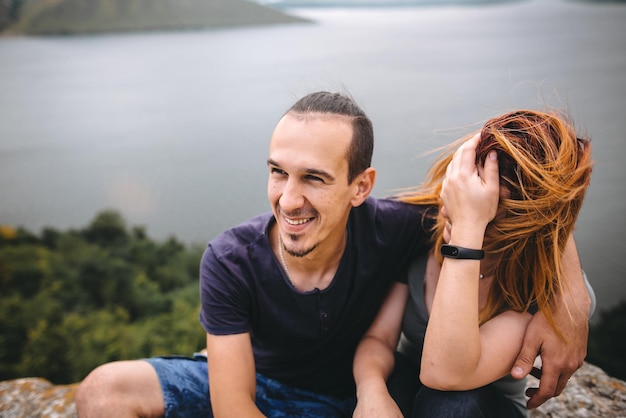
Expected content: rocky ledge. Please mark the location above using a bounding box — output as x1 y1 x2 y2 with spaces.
527 361 626 417
0 362 624 417
0 378 78 417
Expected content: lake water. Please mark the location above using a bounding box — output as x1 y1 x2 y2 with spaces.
1 0 625 315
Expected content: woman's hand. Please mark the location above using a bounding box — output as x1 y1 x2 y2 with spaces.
440 133 500 239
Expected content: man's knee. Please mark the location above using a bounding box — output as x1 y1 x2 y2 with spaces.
76 365 111 414
75 360 164 418
76 362 127 413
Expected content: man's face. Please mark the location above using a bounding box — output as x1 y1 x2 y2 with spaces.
267 113 357 258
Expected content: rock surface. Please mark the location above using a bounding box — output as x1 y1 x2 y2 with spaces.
1 362 624 417
527 362 626 418
0 378 78 418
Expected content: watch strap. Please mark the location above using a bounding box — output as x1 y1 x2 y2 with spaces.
440 244 485 260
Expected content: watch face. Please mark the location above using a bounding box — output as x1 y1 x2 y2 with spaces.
441 245 459 257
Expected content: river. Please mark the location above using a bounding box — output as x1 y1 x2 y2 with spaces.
1 0 625 314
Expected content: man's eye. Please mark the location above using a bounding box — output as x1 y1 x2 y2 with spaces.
305 175 324 183
271 167 286 175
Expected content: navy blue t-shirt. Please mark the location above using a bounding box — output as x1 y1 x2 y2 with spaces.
199 197 433 398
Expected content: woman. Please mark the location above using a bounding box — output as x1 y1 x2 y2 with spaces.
353 110 593 417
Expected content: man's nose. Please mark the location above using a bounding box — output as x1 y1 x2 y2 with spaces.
279 179 305 212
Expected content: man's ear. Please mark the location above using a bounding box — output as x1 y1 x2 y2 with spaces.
351 167 376 207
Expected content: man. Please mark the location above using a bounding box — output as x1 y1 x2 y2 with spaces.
76 91 591 417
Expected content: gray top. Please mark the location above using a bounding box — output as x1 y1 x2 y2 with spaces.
397 255 529 417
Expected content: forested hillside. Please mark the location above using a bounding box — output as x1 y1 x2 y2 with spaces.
0 211 206 384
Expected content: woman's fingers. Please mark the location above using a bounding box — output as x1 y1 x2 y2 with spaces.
441 133 499 227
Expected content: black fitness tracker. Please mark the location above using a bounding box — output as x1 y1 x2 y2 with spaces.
440 244 485 260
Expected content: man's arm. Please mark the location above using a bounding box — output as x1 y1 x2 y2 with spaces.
206 332 265 417
511 234 591 409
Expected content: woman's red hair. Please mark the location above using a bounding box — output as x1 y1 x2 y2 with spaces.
399 110 593 334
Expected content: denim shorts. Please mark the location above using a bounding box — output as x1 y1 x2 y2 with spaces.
145 354 355 418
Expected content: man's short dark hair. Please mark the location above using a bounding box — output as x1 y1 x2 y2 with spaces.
287 91 374 184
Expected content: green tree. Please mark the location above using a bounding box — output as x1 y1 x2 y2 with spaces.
0 245 51 297
129 285 205 357
0 210 206 384
60 308 133 382
83 209 129 248
0 294 25 379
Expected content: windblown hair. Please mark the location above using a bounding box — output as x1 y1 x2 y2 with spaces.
287 91 374 184
400 110 593 333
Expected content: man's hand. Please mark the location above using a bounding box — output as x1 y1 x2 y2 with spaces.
512 234 591 409
353 391 403 418
511 301 589 409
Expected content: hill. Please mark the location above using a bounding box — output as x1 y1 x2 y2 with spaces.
255 0 521 8
1 0 309 35
256 0 626 7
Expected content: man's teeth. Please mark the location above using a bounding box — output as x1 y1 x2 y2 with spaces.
286 218 309 225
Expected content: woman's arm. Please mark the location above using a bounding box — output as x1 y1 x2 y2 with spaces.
353 282 409 418
420 134 525 389
422 295 533 390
